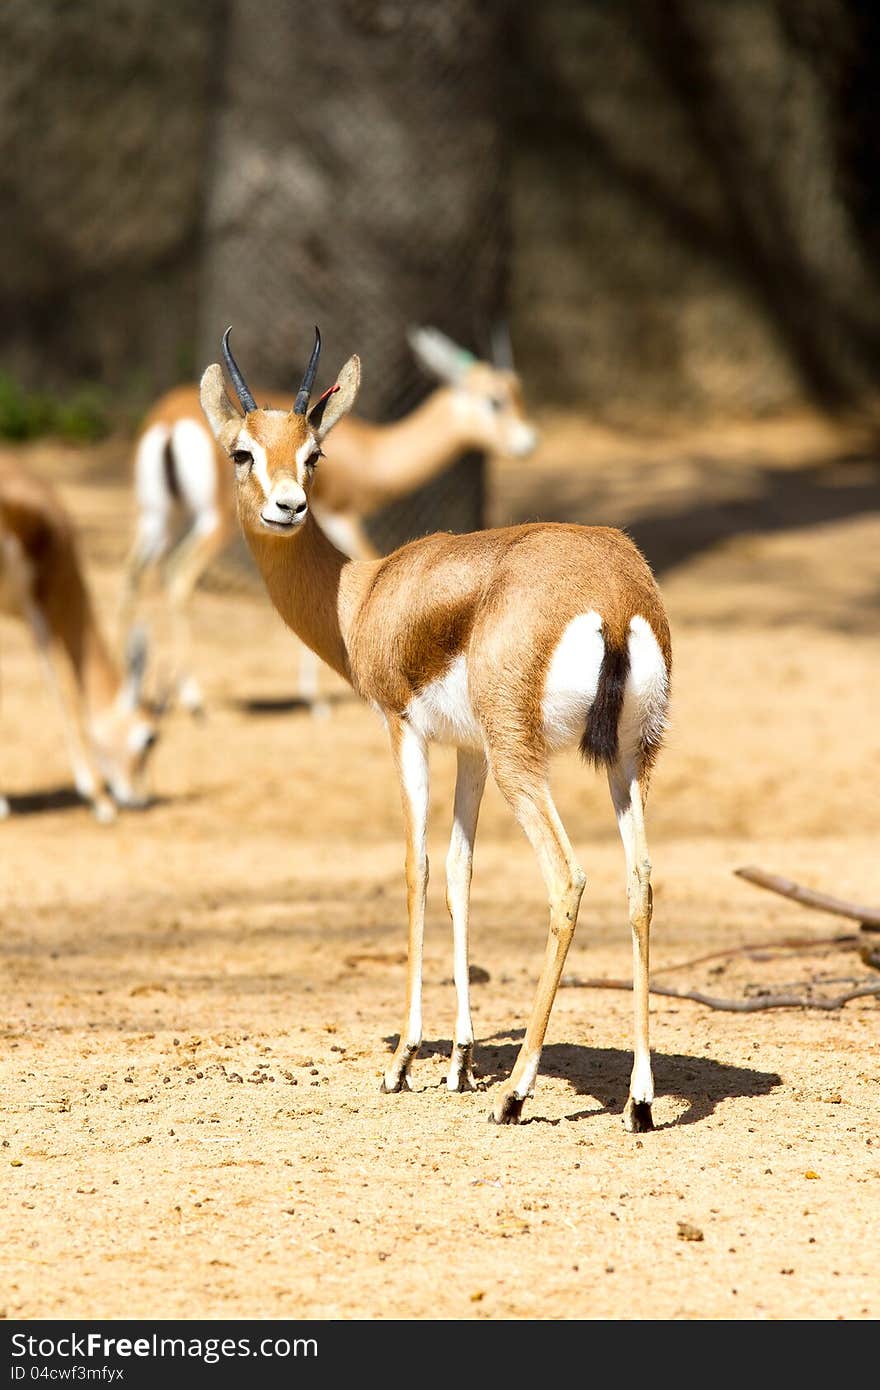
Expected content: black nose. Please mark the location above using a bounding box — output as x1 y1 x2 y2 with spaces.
277 497 307 517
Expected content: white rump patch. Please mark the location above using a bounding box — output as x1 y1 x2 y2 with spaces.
406 653 483 749
134 423 172 514
618 615 669 766
171 418 220 515
542 610 605 750
542 610 668 761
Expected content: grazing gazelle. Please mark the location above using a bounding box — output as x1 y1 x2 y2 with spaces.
121 326 537 715
0 455 160 822
200 328 670 1130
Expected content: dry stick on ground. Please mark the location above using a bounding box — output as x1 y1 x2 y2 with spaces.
651 932 859 976
561 864 880 1009
734 865 880 929
558 976 880 1012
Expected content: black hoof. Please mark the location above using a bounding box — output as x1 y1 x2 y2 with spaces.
380 1077 407 1094
447 1072 478 1094
489 1094 525 1125
447 1045 477 1094
627 1100 654 1133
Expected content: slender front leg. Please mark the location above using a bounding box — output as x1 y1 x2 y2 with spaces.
382 718 430 1094
39 639 115 823
445 748 487 1091
608 764 655 1133
490 763 585 1124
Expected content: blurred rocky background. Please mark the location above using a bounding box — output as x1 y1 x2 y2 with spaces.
3 0 880 431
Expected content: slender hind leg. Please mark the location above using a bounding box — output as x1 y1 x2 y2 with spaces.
36 636 114 823
164 509 230 714
382 718 430 1094
445 748 487 1091
164 417 232 714
489 758 585 1124
608 763 655 1132
117 509 171 643
119 423 174 644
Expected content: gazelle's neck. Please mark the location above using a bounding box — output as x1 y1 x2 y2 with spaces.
367 389 473 479
243 512 379 683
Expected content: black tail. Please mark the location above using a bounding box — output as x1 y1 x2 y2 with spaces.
579 638 630 769
162 435 182 502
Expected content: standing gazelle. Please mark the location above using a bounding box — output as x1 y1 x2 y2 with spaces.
121 327 537 715
200 329 671 1129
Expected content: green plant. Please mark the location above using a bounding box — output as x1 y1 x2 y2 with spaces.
0 374 110 443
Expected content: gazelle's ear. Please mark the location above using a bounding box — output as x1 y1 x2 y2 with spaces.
407 326 475 384
200 364 241 441
309 355 361 440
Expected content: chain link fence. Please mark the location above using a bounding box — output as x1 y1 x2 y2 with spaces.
199 0 513 553
5 0 880 466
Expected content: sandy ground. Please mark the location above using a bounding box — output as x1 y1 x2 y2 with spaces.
1 411 879 1322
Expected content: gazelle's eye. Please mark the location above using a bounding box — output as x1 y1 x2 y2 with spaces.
305 449 323 470
231 449 253 467
488 397 503 413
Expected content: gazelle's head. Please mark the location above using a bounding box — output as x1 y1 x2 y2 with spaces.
407 325 538 459
200 328 361 540
90 626 161 808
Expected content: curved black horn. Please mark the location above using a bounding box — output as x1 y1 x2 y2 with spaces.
490 318 514 371
221 327 257 414
293 326 322 414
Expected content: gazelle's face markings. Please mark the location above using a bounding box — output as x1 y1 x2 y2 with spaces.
201 345 360 539
455 364 538 459
230 412 321 537
234 428 271 494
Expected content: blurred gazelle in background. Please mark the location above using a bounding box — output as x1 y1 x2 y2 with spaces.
0 455 161 821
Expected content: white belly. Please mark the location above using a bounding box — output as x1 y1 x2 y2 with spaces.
405 652 483 749
403 612 668 762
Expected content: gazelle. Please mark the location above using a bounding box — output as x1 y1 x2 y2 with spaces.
121 327 537 715
200 328 671 1129
0 454 161 822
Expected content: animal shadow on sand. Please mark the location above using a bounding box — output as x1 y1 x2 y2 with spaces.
2 787 194 818
232 691 353 716
392 1031 781 1129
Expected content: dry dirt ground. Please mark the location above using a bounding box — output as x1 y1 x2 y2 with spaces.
1 410 879 1322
